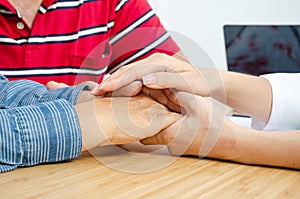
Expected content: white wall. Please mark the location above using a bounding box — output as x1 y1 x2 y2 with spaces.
148 0 300 69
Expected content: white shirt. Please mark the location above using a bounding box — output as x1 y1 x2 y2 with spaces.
251 73 300 130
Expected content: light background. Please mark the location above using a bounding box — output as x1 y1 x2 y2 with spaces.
148 0 300 69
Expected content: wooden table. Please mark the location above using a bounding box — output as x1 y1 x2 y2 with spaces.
1 145 299 199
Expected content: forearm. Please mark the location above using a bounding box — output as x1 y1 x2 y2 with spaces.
75 100 108 152
0 100 82 172
210 121 300 169
220 70 272 122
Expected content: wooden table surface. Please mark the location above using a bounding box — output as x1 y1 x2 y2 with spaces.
1 145 299 199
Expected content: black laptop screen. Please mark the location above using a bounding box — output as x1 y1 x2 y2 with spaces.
224 25 300 76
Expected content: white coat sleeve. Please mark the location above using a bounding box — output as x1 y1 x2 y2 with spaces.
251 73 300 130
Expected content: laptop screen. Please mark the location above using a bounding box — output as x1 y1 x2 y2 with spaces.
224 25 300 76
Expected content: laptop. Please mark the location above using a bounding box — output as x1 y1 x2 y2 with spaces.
224 25 300 76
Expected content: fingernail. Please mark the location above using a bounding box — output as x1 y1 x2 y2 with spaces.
142 75 156 85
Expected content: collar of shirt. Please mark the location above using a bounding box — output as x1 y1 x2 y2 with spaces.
0 0 58 13
0 0 16 14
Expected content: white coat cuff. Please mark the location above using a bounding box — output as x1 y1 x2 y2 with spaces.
251 73 300 130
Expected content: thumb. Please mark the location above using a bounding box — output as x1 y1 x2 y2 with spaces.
161 111 181 130
141 109 183 146
141 118 184 156
140 123 176 145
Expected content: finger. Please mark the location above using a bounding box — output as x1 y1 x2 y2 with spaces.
92 86 107 96
46 81 57 90
141 95 180 139
110 81 142 97
98 64 175 93
161 109 181 130
105 57 148 79
103 52 167 81
94 53 189 96
142 72 196 94
173 91 200 115
47 81 69 90
142 87 181 113
95 81 142 97
141 119 180 146
141 114 194 156
164 88 180 106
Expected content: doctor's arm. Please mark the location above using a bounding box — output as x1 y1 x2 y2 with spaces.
95 53 300 130
140 91 300 169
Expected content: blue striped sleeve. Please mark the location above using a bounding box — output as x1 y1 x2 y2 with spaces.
0 99 82 173
0 77 88 108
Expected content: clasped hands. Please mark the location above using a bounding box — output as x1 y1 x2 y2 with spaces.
48 53 227 157
91 53 229 158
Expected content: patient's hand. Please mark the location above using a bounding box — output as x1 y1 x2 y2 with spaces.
75 94 180 151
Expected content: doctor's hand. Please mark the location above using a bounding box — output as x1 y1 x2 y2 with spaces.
138 91 300 170
93 53 222 98
140 90 229 158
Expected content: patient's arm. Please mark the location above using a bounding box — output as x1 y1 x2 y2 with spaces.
75 94 180 151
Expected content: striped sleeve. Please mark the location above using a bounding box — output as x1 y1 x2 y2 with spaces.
0 99 82 173
0 78 87 108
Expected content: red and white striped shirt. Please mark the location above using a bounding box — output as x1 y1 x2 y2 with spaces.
0 0 180 85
